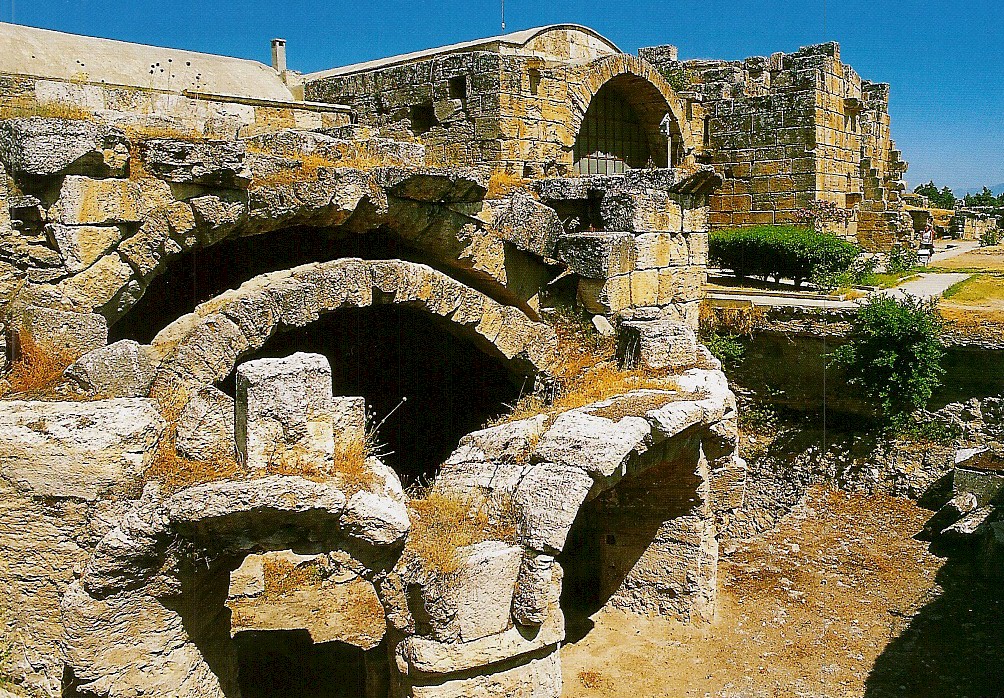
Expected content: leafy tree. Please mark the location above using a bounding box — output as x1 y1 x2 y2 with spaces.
913 181 956 209
963 186 1002 208
829 295 945 418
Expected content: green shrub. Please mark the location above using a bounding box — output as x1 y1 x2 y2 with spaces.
700 332 746 367
980 227 1001 247
829 295 945 417
709 225 859 286
886 246 918 274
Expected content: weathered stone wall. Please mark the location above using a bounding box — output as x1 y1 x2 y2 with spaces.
641 41 910 248
951 208 1001 241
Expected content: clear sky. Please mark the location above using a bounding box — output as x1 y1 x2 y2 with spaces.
6 0 1002 192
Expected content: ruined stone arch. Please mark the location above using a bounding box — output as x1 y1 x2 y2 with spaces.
149 257 556 399
566 55 695 172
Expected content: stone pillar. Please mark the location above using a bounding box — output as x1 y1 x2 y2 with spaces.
235 352 335 473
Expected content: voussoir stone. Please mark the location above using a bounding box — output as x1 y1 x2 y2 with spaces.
175 385 236 462
533 410 651 478
139 138 249 187
18 305 108 362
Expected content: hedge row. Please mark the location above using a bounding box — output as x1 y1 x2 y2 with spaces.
709 225 859 285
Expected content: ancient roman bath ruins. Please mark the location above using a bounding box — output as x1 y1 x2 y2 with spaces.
0 21 908 697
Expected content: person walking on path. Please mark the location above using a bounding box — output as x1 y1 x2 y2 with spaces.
920 221 936 265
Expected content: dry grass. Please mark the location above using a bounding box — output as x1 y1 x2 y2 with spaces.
485 168 526 199
248 142 417 189
261 558 323 596
942 273 1004 304
492 312 678 424
1 333 75 399
929 244 1004 272
405 491 520 575
699 300 768 336
0 96 94 121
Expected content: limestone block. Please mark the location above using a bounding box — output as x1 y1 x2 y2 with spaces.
341 488 411 546
0 117 129 177
117 216 183 279
618 319 699 371
139 138 249 187
46 223 122 272
49 176 142 225
165 475 346 540
450 415 550 465
229 554 266 597
557 232 636 279
19 305 108 361
634 233 674 269
418 541 523 643
629 269 659 307
577 274 632 315
512 553 554 626
189 193 248 240
60 583 227 698
381 166 489 203
0 398 165 500
533 411 651 479
58 253 135 311
490 191 564 258
400 606 564 676
954 462 1004 507
175 385 236 462
407 646 561 698
925 492 978 538
235 352 335 473
332 395 367 444
64 339 156 397
941 506 995 541
709 453 747 514
515 461 594 553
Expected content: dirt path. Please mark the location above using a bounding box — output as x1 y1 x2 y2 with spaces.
560 487 1004 698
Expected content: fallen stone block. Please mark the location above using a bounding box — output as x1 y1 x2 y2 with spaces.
941 505 996 541
618 318 699 371
235 352 335 473
64 339 156 397
926 492 979 538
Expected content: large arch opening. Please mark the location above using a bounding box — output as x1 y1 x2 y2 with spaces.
572 73 675 175
218 304 522 484
110 227 423 344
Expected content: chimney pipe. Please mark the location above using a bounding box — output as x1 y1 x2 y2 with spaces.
271 38 287 74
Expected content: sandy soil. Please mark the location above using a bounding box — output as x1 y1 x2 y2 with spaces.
561 487 1004 698
933 244 1004 272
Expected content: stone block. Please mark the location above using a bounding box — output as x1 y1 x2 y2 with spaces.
0 398 165 500
533 410 651 479
175 385 236 462
512 553 554 626
19 305 108 362
557 232 636 279
235 352 336 473
46 223 123 272
577 274 632 315
630 269 659 306
0 117 129 177
332 396 367 444
618 319 699 371
49 176 142 226
515 461 595 553
407 646 561 698
139 138 249 187
64 339 156 397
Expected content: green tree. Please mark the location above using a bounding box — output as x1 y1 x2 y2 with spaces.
913 181 955 209
963 186 1001 208
830 295 945 418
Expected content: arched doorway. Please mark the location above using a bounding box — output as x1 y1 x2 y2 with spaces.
573 83 655 175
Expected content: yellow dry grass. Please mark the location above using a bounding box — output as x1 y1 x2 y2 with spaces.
699 300 768 336
248 142 417 189
493 313 679 425
942 274 1004 304
405 491 520 575
1 333 76 398
930 245 1004 272
261 558 323 596
485 169 526 199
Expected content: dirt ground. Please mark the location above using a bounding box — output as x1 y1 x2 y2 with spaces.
560 487 1004 698
933 244 1004 272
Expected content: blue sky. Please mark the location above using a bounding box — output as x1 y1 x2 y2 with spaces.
7 0 1003 192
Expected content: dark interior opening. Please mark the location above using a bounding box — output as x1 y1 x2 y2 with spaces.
233 630 364 698
410 103 437 135
448 75 467 100
111 228 452 344
219 305 522 485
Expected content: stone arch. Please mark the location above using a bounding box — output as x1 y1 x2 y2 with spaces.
149 257 556 398
566 54 696 170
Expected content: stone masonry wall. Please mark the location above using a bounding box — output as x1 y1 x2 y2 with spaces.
641 41 910 249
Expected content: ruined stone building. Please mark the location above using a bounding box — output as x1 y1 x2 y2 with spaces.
0 18 911 698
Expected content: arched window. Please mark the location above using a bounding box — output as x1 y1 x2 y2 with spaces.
573 84 653 175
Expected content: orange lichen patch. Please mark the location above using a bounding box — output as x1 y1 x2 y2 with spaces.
1 334 76 398
261 558 323 596
405 491 520 575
